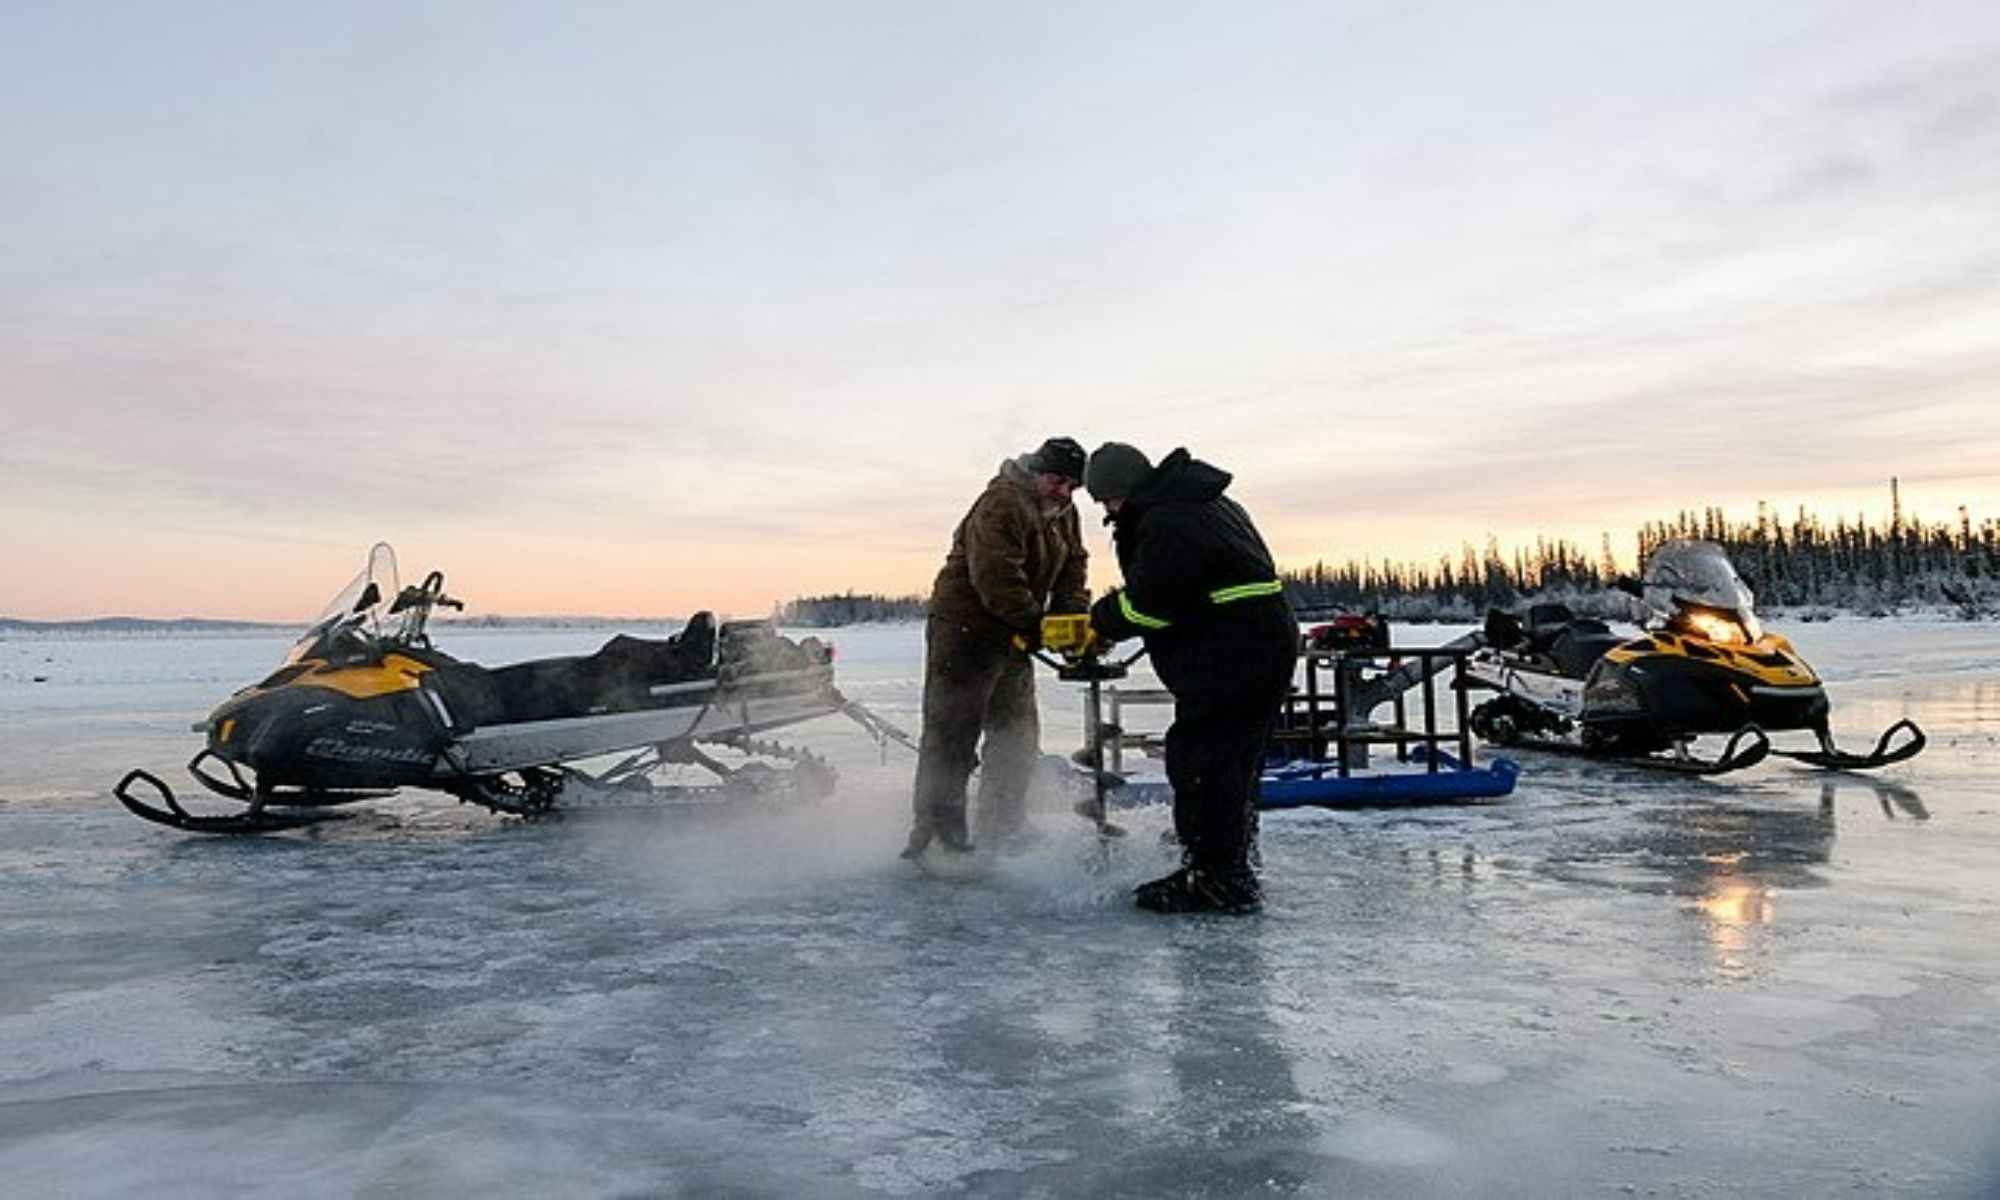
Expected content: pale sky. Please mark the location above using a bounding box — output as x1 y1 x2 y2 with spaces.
6 2 1998 620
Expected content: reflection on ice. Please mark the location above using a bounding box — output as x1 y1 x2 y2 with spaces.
1820 776 1930 821
1691 874 1776 979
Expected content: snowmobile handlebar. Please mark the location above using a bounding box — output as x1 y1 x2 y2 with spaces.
390 571 464 613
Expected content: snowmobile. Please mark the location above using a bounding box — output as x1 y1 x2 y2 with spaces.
1463 540 1924 774
113 543 907 834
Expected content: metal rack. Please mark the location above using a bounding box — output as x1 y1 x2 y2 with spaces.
1282 646 1477 775
1100 645 1483 777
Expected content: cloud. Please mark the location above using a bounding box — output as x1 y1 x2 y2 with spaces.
1767 45 2000 204
9 4 2000 614
1771 154 1879 203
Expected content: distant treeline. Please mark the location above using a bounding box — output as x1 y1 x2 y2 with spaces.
777 491 2000 626
775 592 928 627
1287 499 2000 621
0 617 286 634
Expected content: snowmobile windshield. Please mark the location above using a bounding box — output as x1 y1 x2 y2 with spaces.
1641 540 1762 642
286 543 402 665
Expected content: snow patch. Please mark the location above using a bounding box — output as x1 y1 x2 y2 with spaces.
0 978 260 1081
1319 1112 1457 1167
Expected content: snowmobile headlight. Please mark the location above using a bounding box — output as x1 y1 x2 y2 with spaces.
1676 606 1748 645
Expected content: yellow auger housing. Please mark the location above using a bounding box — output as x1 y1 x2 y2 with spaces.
1040 613 1098 658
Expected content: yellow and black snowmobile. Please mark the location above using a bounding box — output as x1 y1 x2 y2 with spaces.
1465 540 1924 775
113 543 900 834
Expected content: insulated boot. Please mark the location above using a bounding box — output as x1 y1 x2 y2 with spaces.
936 809 975 854
1132 865 1263 916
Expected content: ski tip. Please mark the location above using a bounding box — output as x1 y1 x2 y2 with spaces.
113 769 347 835
1772 718 1926 772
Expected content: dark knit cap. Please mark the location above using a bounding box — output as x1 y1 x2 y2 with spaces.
1025 436 1087 483
1085 442 1152 502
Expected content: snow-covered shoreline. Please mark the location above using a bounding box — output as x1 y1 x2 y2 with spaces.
7 605 2000 643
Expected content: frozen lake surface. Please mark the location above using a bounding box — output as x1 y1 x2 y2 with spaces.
3 619 1999 1196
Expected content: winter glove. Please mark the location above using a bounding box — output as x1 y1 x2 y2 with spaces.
1089 591 1124 642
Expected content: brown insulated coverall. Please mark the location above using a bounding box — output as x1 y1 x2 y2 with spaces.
909 459 1088 848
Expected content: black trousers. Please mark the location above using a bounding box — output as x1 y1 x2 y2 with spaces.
1161 634 1295 875
909 615 1040 845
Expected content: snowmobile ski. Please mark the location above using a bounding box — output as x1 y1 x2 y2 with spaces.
1493 725 1771 776
1768 719 1926 772
113 769 358 834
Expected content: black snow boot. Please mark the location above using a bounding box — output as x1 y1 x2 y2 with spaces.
1132 865 1263 916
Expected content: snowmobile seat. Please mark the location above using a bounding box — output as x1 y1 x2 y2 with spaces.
408 654 510 730
1522 603 1576 655
1483 608 1526 650
1549 619 1624 679
481 614 722 724
591 612 716 679
571 613 720 709
486 656 599 722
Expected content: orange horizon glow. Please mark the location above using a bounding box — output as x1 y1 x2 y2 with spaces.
7 480 1993 624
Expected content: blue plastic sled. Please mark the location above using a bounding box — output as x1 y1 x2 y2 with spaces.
1112 746 1519 811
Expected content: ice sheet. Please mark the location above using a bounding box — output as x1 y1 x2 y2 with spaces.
3 619 1998 1196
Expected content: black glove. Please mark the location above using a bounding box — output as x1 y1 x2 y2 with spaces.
1089 591 1121 638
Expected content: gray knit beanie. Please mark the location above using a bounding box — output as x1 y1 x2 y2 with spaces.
1084 442 1152 502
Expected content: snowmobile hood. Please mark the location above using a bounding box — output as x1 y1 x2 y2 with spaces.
1119 448 1231 516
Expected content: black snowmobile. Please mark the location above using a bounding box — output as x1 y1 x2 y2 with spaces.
1463 540 1925 775
114 543 904 834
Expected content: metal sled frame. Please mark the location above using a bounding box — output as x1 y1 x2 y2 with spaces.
1096 644 1518 810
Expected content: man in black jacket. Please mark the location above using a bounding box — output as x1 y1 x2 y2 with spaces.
1084 443 1297 914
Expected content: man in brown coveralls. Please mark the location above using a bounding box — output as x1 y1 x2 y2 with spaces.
901 437 1090 861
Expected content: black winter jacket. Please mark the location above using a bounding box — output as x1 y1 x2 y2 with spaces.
1089 449 1297 695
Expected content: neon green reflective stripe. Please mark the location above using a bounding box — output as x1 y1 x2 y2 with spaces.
1208 580 1284 604
1118 590 1171 630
